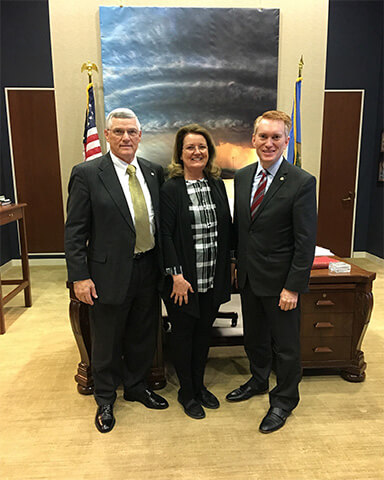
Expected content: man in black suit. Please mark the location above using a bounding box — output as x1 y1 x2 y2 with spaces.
226 110 317 433
65 108 168 433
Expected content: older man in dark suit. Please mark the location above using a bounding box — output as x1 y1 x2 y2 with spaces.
65 108 168 433
226 110 317 433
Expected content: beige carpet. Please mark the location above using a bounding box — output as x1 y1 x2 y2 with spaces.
0 258 383 480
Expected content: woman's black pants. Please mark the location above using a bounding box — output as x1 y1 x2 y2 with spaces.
166 289 218 402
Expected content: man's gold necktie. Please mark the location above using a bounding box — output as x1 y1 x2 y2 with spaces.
126 164 153 253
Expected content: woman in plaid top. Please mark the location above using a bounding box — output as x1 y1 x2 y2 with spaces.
161 124 232 420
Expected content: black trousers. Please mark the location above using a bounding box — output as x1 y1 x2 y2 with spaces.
89 252 160 406
240 280 302 412
166 289 218 402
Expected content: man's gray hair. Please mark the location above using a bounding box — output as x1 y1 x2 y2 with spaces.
106 108 141 131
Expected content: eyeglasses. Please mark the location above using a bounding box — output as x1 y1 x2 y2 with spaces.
108 128 140 138
183 145 208 153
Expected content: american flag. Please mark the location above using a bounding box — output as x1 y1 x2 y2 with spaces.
83 83 102 161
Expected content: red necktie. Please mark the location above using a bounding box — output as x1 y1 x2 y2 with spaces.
251 170 267 219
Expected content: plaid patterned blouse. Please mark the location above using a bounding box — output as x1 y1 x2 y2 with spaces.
185 179 218 293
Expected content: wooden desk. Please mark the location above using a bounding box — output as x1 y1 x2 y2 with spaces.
0 203 32 334
301 262 375 381
212 261 376 382
69 261 375 393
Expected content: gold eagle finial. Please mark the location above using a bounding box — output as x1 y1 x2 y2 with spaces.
298 56 304 77
81 62 99 83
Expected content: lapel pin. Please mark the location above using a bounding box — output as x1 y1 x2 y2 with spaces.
150 171 155 176
280 176 285 181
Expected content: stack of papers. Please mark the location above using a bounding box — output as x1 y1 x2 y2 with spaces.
329 261 351 273
315 246 335 256
0 195 11 206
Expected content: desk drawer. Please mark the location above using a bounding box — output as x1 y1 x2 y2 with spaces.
0 208 22 226
301 313 353 337
301 337 351 361
301 291 355 314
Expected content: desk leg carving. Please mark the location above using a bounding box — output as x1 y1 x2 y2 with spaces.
69 298 94 395
149 313 167 390
68 285 166 394
341 290 373 382
340 350 366 382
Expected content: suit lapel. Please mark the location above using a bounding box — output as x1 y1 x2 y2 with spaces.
98 154 135 233
252 159 289 220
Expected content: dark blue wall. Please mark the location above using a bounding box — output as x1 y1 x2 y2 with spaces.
326 0 384 258
0 0 53 265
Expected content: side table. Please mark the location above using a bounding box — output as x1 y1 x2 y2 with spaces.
0 203 32 334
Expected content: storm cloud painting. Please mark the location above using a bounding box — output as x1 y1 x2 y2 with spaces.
99 7 279 172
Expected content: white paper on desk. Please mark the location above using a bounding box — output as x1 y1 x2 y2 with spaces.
315 246 335 256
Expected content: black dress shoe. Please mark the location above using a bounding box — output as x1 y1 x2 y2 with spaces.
124 389 169 410
197 389 220 409
259 407 291 434
226 383 268 402
95 404 115 433
178 395 205 419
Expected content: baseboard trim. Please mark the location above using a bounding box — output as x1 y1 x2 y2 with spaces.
352 251 384 266
0 260 14 273
1 258 66 269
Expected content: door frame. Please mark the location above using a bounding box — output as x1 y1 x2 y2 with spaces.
322 89 364 256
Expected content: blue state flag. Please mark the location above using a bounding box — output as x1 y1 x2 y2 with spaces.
287 77 302 167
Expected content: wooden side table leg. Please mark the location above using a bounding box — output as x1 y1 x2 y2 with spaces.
18 209 32 307
23 282 32 307
0 277 5 334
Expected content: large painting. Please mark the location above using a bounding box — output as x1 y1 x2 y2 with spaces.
99 7 279 174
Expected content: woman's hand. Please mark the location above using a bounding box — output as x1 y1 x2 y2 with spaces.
171 274 194 306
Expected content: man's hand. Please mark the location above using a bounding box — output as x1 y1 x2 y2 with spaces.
74 279 98 305
279 288 298 311
171 274 194 306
